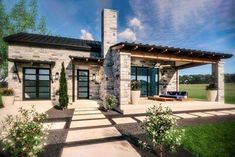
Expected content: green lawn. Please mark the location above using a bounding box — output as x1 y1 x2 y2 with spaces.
180 83 235 104
182 122 235 157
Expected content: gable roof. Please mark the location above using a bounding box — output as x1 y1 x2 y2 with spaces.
4 32 101 52
111 42 233 59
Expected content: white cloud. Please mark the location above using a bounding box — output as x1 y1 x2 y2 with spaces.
118 28 136 42
80 29 94 40
129 17 143 30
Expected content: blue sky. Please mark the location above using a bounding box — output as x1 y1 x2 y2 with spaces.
3 0 235 75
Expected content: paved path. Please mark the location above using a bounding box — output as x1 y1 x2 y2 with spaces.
61 101 141 157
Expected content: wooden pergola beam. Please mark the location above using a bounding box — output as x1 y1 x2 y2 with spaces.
176 63 207 70
130 51 217 64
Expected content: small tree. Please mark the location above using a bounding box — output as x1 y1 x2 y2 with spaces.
140 105 184 157
59 62 68 109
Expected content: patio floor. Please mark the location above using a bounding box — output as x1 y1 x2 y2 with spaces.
121 98 235 115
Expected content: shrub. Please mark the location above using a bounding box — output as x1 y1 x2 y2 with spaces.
1 88 14 96
206 83 217 90
140 105 184 156
0 106 49 157
59 62 69 109
104 95 118 110
131 80 140 91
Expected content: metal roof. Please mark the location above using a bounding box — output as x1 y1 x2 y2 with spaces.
4 32 101 52
111 42 233 59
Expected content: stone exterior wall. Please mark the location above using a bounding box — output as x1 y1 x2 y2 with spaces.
159 67 178 94
8 45 101 101
212 61 224 102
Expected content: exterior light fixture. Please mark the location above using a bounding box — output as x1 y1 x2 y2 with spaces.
54 72 59 80
92 73 96 81
13 70 17 79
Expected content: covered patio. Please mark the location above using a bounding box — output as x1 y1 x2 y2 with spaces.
110 42 233 108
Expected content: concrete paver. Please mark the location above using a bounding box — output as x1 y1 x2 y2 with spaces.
174 113 198 119
70 119 111 128
134 116 147 122
66 126 121 142
43 121 66 130
72 113 105 120
62 140 141 157
189 112 214 117
219 110 235 115
112 117 137 124
204 111 229 116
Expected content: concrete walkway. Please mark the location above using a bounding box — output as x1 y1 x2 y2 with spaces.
62 100 141 157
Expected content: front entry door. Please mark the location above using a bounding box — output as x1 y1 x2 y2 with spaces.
77 70 89 99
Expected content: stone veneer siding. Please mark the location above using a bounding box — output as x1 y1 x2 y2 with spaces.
212 61 224 102
8 45 101 101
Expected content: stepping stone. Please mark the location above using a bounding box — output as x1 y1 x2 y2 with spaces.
204 111 229 116
62 140 141 157
134 116 147 122
72 114 105 120
43 121 66 130
75 108 98 111
112 117 137 124
74 110 102 115
219 110 235 115
189 112 214 117
70 119 111 128
66 126 121 142
174 113 198 119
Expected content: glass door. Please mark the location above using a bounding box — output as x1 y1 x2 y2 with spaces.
23 68 50 100
77 70 89 99
131 67 159 97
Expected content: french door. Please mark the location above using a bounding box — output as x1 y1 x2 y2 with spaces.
131 67 159 96
23 68 51 100
77 70 89 99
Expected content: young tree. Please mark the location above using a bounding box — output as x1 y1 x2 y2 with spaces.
59 62 69 109
0 0 49 81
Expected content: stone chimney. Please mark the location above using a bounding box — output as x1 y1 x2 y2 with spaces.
101 9 117 58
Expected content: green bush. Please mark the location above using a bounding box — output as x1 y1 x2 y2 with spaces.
0 106 49 157
104 95 118 110
59 62 69 109
131 80 140 91
140 105 184 156
1 88 14 96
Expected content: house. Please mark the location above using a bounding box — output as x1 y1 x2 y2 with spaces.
3 9 233 107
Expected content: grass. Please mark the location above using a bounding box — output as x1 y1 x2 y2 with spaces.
182 122 235 157
180 83 235 104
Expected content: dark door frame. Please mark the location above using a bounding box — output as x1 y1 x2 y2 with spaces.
77 69 89 99
23 67 51 100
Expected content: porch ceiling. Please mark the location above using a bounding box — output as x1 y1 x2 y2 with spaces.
111 42 233 64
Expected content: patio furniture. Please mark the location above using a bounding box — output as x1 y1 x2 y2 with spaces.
160 91 188 100
148 96 175 101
